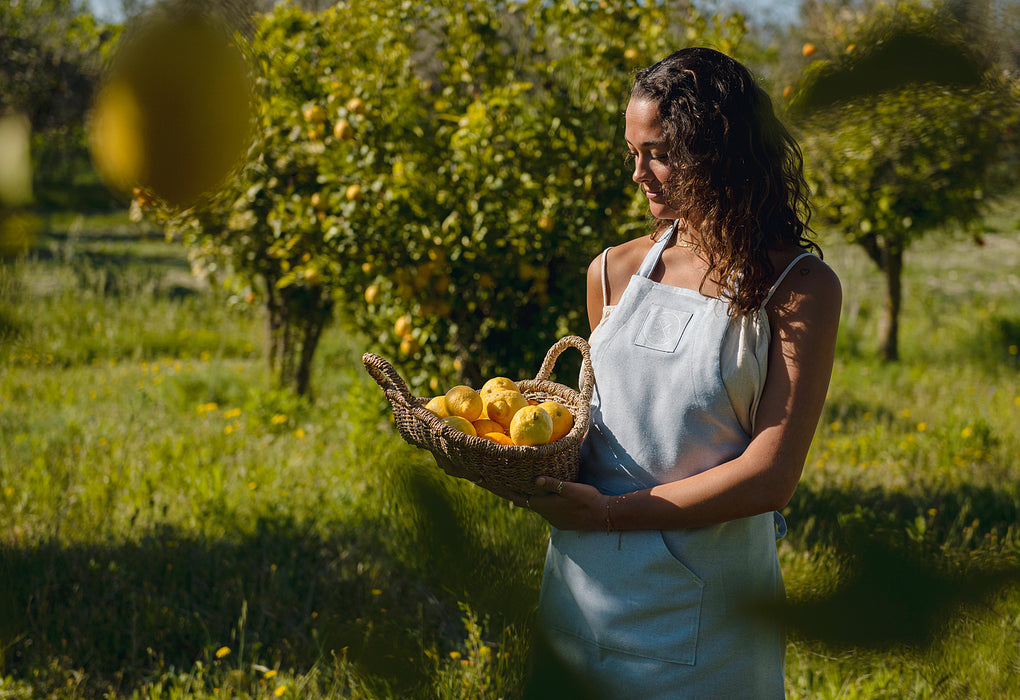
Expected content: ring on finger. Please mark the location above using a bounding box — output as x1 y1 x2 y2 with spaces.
556 480 564 494
525 496 531 509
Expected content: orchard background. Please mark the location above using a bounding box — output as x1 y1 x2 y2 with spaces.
2 0 1020 698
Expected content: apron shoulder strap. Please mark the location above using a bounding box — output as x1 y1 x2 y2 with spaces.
636 220 679 278
600 247 614 306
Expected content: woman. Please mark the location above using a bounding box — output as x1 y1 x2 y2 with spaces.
511 48 842 698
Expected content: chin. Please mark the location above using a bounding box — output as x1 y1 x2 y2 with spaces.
648 204 680 221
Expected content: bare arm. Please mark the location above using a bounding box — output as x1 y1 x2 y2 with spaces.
530 256 842 530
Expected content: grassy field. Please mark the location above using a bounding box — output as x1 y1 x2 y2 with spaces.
1 204 1019 699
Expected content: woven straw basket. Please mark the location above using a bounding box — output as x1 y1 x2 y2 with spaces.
362 335 593 494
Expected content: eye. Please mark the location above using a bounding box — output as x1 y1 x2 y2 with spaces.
624 150 636 163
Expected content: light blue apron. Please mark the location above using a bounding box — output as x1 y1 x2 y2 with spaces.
536 224 795 698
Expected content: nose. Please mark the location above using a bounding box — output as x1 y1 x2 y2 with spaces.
631 154 653 184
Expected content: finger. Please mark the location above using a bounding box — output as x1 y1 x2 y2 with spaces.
534 476 569 495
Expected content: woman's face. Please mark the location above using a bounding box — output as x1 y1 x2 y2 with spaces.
625 97 680 221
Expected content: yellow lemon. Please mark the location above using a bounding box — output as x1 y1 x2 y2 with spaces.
509 405 554 446
394 314 412 336
483 432 515 446
424 396 449 418
444 385 482 422
441 415 476 436
333 118 353 140
483 389 530 431
399 336 420 356
303 104 326 123
539 401 574 443
87 13 254 208
481 376 519 398
472 418 504 437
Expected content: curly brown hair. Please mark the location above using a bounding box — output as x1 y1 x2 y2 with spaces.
631 47 820 314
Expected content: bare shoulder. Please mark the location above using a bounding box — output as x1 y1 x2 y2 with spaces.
586 235 654 305
770 251 840 299
587 236 651 271
766 252 842 328
587 234 648 306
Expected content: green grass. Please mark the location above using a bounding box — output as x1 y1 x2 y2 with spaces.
1 208 1019 698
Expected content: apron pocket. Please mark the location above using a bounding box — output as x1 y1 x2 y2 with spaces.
633 304 693 353
539 529 704 666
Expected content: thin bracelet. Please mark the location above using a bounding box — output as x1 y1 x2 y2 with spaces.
604 496 615 533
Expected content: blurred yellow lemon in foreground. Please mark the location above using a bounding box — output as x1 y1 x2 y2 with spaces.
444 385 482 422
88 12 254 208
441 415 476 436
0 114 34 207
539 401 574 443
509 405 554 446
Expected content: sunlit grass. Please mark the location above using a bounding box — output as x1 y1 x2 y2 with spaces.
1 209 1019 697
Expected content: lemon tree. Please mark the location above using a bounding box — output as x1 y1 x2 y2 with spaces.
152 2 424 395
790 2 1020 361
151 0 750 394
334 0 749 389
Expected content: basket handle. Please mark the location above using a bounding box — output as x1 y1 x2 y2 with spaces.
535 335 594 404
362 352 419 407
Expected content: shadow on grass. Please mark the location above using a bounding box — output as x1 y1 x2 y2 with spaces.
787 481 1020 548
6 474 1017 695
0 476 543 697
776 482 1020 651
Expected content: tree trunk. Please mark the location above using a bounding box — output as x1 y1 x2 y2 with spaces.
293 295 332 397
263 275 333 396
879 245 903 362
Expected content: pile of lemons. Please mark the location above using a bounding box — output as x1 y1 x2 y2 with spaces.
425 377 573 447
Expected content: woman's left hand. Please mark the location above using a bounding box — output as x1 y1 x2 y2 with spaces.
509 477 609 531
